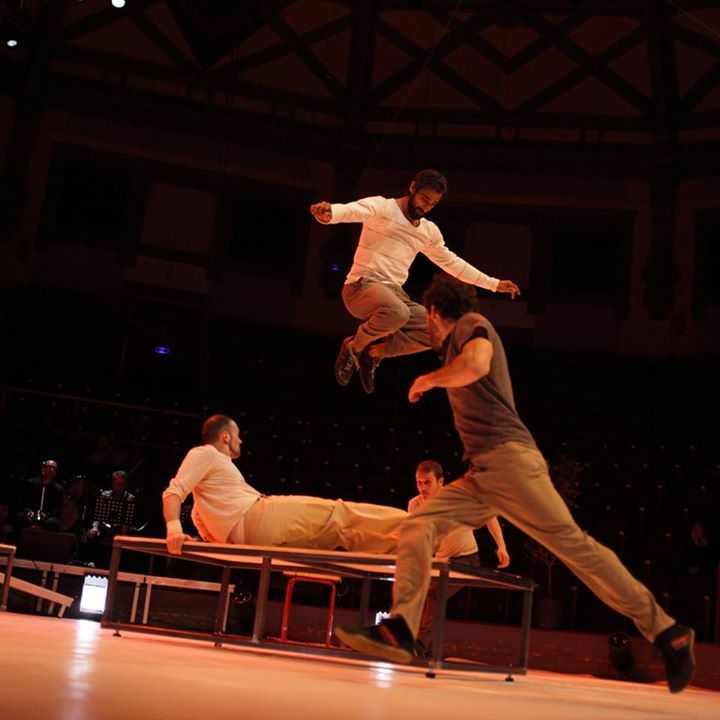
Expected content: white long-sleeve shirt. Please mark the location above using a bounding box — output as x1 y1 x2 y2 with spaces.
408 494 478 560
162 445 260 543
328 196 499 292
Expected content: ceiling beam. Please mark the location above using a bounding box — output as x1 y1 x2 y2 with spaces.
129 7 195 71
371 12 501 112
64 0 163 40
204 15 353 82
519 11 652 114
258 5 345 97
515 23 648 114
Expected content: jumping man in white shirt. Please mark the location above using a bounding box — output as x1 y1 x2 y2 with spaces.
309 169 520 393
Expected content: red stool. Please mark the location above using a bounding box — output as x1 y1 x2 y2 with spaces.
280 572 341 647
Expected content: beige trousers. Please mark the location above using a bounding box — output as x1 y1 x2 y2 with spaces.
342 279 430 357
240 495 405 554
392 441 675 642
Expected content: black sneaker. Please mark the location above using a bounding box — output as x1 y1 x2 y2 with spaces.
654 624 696 693
357 349 380 394
334 337 358 386
335 616 414 664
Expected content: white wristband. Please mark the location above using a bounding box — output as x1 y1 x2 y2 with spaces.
166 519 183 535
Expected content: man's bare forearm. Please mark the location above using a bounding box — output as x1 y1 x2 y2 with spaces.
485 516 507 551
162 495 182 526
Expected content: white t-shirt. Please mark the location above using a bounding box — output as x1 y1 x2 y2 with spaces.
329 196 499 291
408 494 479 560
162 445 261 543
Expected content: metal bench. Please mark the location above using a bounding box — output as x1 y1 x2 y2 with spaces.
0 541 74 618
102 536 535 679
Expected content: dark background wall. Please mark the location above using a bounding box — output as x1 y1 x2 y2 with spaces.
0 0 718 637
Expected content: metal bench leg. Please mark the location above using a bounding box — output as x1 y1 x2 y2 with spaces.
428 564 449 679
280 577 298 642
514 587 534 679
252 557 272 644
214 567 231 647
102 542 122 632
326 583 337 647
359 578 371 626
1 552 13 611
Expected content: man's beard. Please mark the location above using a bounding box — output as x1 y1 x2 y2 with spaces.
407 194 425 220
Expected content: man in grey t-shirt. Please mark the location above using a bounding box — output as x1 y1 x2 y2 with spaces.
337 274 696 694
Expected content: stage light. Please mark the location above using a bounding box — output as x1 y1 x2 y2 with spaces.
154 344 171 356
2 4 32 48
79 575 108 614
111 0 126 8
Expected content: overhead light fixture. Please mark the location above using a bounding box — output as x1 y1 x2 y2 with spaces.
111 0 126 8
2 1 32 49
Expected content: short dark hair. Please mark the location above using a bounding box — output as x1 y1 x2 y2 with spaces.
413 169 448 196
416 460 444 480
422 273 479 320
201 414 234 444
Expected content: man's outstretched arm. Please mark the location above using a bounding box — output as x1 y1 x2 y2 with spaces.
409 336 493 402
162 494 192 555
485 517 510 568
309 196 381 225
422 231 520 298
162 447 213 555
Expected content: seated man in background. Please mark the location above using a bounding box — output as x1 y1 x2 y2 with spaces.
410 459 510 653
163 415 462 560
86 470 139 566
88 470 137 540
19 459 63 531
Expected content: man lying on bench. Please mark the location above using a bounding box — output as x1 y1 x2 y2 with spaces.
162 414 508 565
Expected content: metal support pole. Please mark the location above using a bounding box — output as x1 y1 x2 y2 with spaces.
427 563 449 678
252 557 272 644
516 587 534 676
1 549 14 611
214 566 231 647
359 578 371 625
102 542 123 632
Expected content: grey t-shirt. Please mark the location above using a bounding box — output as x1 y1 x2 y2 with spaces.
443 312 536 458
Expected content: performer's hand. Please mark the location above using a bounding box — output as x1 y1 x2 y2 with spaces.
496 547 510 569
309 201 332 223
496 279 521 299
408 375 433 403
166 530 192 555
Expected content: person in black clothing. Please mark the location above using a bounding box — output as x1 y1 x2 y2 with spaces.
19 459 63 530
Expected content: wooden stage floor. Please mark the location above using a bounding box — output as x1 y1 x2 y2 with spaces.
0 614 717 720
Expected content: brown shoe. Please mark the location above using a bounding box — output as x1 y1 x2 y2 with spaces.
357 348 380 394
334 337 358 386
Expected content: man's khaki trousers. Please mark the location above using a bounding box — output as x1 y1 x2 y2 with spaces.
392 441 675 642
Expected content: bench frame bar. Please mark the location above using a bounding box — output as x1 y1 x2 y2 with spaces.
0 544 15 611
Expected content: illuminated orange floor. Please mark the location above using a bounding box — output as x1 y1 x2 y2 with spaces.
0 614 717 720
